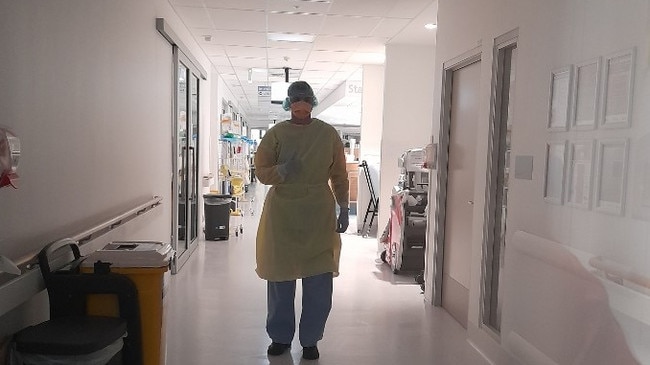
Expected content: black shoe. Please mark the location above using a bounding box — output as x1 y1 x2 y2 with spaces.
267 342 291 356
302 346 319 360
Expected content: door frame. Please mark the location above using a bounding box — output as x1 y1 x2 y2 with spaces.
431 47 482 307
156 18 207 274
479 29 518 335
171 48 202 273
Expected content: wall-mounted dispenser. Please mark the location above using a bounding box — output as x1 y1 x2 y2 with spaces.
0 127 20 189
424 142 438 170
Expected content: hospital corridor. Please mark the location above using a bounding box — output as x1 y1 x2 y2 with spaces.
164 184 488 365
2 1 650 364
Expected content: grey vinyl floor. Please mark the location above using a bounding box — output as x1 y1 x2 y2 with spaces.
164 183 489 365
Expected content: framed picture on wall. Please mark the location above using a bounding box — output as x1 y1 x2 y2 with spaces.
547 67 573 132
571 58 601 130
544 140 567 205
593 138 629 215
600 48 636 129
566 140 595 209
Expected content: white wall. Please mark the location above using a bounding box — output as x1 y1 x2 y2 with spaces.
0 0 214 337
378 43 436 250
360 65 385 159
357 64 384 233
206 67 221 193
430 0 650 363
207 72 242 193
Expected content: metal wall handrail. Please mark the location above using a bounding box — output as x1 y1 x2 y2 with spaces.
589 256 650 292
0 196 163 317
70 196 163 248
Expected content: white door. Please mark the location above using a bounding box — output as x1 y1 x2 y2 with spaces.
441 60 481 328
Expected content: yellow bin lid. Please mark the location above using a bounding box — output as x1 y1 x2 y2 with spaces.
82 241 173 268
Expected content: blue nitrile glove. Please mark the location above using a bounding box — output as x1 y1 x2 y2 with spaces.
336 208 349 233
277 158 301 179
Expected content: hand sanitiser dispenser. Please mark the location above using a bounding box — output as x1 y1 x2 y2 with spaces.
0 127 20 189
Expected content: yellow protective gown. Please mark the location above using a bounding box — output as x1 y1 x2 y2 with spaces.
255 118 349 282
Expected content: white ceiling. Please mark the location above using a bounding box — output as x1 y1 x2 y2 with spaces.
169 0 438 128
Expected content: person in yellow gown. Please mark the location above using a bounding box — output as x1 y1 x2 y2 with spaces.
255 81 349 360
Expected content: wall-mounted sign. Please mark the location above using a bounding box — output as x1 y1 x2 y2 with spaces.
258 85 271 104
345 80 362 96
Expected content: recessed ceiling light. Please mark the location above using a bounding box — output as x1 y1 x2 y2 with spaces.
424 23 437 30
267 32 315 43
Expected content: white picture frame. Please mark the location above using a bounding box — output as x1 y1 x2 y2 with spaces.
547 67 573 132
593 138 629 215
600 48 636 129
544 140 567 205
571 58 601 130
566 140 595 209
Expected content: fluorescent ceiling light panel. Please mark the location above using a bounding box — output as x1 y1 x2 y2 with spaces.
269 11 319 16
267 32 315 43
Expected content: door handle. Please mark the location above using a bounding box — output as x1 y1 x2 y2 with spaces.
180 146 187 199
468 200 474 205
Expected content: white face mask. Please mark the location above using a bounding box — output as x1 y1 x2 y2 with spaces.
290 101 312 119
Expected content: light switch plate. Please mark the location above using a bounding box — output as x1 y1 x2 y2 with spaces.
514 155 534 180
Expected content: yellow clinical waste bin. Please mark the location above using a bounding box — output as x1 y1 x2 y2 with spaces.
81 241 173 365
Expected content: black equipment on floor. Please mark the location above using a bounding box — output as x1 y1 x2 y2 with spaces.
359 160 379 237
203 194 232 240
12 239 143 365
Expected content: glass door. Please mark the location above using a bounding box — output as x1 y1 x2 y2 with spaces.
172 49 200 272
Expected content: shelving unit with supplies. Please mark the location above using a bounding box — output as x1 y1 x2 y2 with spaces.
217 133 256 219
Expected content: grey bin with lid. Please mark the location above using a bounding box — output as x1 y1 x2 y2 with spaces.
203 194 232 240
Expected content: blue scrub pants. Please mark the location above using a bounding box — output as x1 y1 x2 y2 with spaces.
266 272 333 347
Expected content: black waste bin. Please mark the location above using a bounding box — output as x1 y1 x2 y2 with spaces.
204 194 232 240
